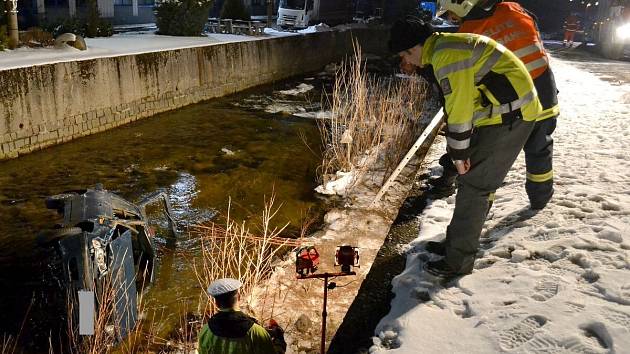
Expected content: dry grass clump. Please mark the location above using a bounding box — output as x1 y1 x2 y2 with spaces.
1 335 16 354
318 44 428 188
191 195 301 323
65 272 119 353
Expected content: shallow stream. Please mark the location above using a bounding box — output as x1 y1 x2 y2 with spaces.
0 75 331 352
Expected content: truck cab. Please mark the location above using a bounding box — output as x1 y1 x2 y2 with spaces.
277 0 311 29
591 0 629 59
277 0 352 29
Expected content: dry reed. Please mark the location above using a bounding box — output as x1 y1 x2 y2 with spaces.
191 195 300 324
65 267 120 353
1 335 15 354
318 43 428 190
1 295 34 354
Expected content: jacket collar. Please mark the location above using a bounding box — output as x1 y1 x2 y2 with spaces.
208 309 256 339
422 34 439 67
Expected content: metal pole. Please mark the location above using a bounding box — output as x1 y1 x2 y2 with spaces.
320 274 328 354
296 272 355 354
371 110 444 207
7 0 19 49
267 0 273 28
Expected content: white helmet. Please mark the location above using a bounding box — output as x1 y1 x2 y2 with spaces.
437 0 480 18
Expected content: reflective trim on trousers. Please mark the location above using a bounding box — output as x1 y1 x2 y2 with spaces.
526 170 554 183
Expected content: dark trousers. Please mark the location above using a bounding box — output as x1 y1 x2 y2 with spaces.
524 117 557 208
440 117 556 208
444 118 535 273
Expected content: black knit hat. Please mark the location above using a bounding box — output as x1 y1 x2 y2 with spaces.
388 17 434 53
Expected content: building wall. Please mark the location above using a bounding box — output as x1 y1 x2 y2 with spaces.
112 5 155 25
0 28 388 160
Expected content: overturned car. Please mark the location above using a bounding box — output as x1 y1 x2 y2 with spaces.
43 184 175 340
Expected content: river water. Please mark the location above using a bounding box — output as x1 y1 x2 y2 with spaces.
0 76 329 351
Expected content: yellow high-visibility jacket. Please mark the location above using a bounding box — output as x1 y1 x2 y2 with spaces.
422 32 543 160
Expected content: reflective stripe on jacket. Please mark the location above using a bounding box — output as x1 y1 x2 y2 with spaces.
422 33 543 160
564 15 580 31
459 2 559 120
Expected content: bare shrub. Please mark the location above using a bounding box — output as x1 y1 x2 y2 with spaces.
318 44 428 189
1 335 15 354
191 195 301 323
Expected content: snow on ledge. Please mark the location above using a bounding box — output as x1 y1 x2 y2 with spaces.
0 28 305 71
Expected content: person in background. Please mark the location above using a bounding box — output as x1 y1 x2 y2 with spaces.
564 12 581 48
389 18 542 278
197 278 285 354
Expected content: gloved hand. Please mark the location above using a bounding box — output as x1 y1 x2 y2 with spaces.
265 319 287 354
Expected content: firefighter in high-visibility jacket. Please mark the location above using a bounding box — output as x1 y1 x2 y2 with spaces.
389 19 542 277
434 0 559 212
564 13 581 48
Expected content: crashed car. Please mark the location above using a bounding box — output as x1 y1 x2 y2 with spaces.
44 184 175 339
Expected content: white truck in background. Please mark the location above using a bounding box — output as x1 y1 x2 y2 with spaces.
591 0 629 59
277 0 353 29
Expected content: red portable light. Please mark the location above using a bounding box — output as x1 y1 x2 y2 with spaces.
335 245 360 273
295 246 320 277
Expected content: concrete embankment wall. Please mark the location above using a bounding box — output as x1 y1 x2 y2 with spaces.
0 28 388 160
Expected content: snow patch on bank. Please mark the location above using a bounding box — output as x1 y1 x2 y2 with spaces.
277 83 315 96
371 56 630 353
298 23 332 33
315 171 357 196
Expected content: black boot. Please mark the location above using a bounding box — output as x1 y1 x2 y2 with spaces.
428 175 457 189
429 154 458 190
530 189 554 210
424 240 446 256
423 259 467 279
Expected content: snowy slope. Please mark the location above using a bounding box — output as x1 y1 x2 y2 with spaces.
371 56 630 354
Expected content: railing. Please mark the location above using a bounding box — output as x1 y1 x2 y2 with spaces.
206 18 267 36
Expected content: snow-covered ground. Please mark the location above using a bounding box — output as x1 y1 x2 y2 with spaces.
371 55 630 353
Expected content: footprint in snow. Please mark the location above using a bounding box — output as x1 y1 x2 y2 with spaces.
580 323 613 352
528 229 561 242
565 302 586 314
532 277 560 302
525 335 604 354
602 307 630 329
498 315 548 351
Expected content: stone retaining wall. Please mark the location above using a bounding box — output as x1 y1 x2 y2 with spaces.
0 27 388 160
